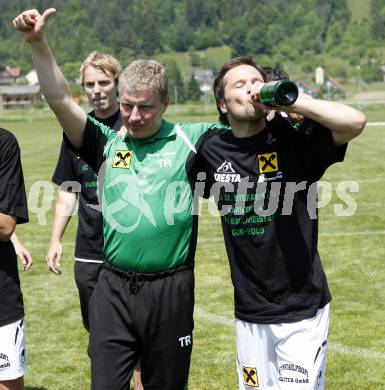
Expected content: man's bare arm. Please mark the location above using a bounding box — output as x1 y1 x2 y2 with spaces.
283 94 366 146
251 84 366 146
13 9 86 148
11 232 33 271
0 213 16 241
46 190 77 275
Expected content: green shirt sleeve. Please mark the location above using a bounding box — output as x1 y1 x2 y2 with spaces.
178 122 228 145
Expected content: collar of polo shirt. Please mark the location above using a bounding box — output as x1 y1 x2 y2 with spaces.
124 119 176 143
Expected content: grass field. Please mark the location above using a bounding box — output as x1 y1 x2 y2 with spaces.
2 104 385 389
347 0 371 21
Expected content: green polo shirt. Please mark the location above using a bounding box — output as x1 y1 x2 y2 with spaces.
72 116 225 272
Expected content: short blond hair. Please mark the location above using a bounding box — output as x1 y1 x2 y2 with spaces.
80 51 122 87
118 59 168 100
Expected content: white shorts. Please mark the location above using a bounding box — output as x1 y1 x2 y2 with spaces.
0 318 26 381
236 304 329 390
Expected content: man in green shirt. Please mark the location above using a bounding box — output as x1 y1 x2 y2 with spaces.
14 8 225 390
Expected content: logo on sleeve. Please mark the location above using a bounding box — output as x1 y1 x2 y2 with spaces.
214 160 241 182
257 152 278 173
243 366 259 387
113 150 132 169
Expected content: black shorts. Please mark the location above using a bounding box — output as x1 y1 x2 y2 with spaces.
88 262 194 390
74 261 103 330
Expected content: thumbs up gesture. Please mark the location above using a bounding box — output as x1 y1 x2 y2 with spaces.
13 8 57 43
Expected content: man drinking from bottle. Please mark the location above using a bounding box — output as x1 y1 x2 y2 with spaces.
194 56 366 389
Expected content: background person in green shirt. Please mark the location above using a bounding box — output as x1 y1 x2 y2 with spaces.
14 8 226 390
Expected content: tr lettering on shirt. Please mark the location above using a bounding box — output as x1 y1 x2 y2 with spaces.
157 159 172 167
178 335 191 347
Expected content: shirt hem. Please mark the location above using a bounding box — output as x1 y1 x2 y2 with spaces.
0 312 24 328
234 301 331 324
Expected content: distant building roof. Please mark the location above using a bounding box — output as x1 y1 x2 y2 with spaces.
194 69 214 80
0 67 22 85
326 77 345 91
0 85 41 95
297 81 318 97
6 66 21 78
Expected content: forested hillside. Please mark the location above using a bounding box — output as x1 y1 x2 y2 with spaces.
1 0 385 84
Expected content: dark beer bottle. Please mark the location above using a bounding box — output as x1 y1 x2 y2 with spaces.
259 80 298 107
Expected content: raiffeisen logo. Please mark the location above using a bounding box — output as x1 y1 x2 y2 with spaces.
214 160 241 183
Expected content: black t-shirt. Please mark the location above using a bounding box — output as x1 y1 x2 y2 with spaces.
193 116 347 324
52 110 121 260
0 128 29 327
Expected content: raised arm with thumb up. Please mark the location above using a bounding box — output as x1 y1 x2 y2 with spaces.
13 8 87 149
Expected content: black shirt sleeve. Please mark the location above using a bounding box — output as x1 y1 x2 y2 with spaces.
52 140 78 187
0 129 28 224
63 117 109 173
296 119 347 181
186 128 225 199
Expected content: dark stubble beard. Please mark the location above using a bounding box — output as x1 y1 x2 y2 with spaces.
233 104 265 123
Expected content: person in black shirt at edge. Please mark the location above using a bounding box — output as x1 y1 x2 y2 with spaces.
43 51 143 389
0 128 29 390
194 57 366 389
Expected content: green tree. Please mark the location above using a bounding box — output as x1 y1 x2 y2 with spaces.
224 18 248 56
62 61 82 83
185 0 218 28
167 20 194 52
186 0 205 28
0 0 380 88
371 0 385 41
131 2 162 56
193 28 223 50
186 74 201 102
188 49 201 67
163 59 186 104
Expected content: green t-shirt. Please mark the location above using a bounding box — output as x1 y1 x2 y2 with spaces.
70 117 225 272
